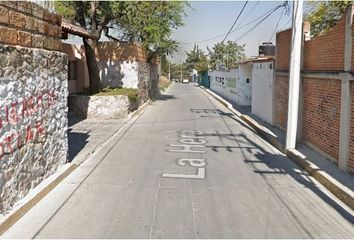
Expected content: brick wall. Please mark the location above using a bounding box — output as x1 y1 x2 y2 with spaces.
275 29 291 71
274 76 288 129
350 82 354 173
303 17 345 71
303 78 341 161
352 17 354 71
274 7 353 173
0 1 61 50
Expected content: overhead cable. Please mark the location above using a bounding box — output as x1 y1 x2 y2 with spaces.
221 1 248 43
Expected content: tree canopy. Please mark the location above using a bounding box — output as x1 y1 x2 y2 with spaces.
184 44 208 74
112 1 186 59
55 1 187 93
305 1 351 38
207 41 245 70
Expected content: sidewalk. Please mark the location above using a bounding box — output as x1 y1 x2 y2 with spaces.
0 101 151 236
67 112 124 164
203 87 354 211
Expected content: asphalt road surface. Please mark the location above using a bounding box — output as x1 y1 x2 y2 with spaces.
3 83 354 238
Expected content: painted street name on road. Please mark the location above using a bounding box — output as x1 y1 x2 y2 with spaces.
162 130 207 179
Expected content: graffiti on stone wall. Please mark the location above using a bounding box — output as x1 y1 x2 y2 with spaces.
0 90 58 159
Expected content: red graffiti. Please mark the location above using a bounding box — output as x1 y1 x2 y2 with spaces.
0 122 46 159
0 90 56 160
0 143 3 159
26 125 33 142
0 91 58 129
9 101 19 125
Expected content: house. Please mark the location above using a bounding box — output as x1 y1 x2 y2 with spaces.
60 21 160 105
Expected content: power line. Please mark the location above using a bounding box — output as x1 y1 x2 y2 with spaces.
221 1 248 43
234 1 259 29
268 9 285 43
234 2 288 42
179 2 286 46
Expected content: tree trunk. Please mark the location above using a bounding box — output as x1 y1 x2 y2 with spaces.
83 38 101 95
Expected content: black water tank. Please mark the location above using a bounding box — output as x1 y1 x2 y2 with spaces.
259 42 275 56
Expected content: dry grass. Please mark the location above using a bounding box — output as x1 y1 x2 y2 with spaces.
94 87 139 102
159 76 171 91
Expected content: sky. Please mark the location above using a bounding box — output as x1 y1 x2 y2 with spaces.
170 0 293 63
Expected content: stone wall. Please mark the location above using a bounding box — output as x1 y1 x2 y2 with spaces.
0 1 68 213
0 45 68 212
69 95 136 120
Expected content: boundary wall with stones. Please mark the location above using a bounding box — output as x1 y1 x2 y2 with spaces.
275 5 354 173
0 1 68 213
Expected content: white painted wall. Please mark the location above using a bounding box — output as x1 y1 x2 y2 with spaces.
209 64 252 107
209 69 238 104
99 61 139 89
237 63 252 106
251 61 274 124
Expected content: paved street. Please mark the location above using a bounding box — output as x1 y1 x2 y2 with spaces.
3 83 354 238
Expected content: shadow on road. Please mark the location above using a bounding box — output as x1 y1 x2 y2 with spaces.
157 94 177 101
195 108 354 226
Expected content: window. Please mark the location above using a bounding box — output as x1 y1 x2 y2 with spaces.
68 60 77 80
246 78 250 83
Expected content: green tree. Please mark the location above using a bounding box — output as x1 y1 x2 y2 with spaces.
184 44 209 74
55 1 186 94
113 1 186 61
305 1 351 38
207 41 245 70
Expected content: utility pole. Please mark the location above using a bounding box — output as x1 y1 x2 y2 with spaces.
286 0 304 150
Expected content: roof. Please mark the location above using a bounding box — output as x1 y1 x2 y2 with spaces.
238 56 275 64
61 20 94 39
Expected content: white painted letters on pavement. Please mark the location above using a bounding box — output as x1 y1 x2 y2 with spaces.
163 130 208 179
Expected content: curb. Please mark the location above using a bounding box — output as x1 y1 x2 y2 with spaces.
202 86 354 211
0 164 78 235
0 99 152 236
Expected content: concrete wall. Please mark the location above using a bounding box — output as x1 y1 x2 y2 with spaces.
251 61 274 124
209 69 238 105
0 1 68 212
237 63 252 106
96 41 150 95
209 65 252 107
98 61 139 89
